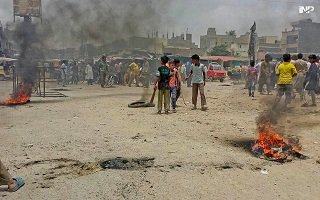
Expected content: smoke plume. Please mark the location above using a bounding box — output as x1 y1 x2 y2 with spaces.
43 0 171 48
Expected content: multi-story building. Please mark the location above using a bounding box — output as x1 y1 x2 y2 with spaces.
230 32 250 58
257 36 281 60
0 22 14 57
281 19 320 53
200 28 236 52
127 32 200 56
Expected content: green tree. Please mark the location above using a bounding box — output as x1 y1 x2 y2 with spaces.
226 30 236 37
209 45 231 56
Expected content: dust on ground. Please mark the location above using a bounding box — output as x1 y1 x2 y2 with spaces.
1 80 320 200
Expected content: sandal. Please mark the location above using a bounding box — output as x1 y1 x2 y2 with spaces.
8 177 25 192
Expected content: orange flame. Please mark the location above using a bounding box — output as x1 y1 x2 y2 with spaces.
252 122 304 161
0 83 31 106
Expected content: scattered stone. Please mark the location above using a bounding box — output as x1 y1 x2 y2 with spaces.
260 169 269 175
131 133 142 140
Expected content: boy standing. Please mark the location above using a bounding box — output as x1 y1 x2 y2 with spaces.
247 60 258 97
169 59 181 113
154 56 171 114
185 54 207 111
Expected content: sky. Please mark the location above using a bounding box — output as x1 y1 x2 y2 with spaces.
0 0 319 46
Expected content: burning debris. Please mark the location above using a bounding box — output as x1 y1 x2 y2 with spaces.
0 83 31 106
252 112 307 162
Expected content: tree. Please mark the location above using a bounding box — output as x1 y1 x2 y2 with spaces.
226 30 236 37
209 45 231 56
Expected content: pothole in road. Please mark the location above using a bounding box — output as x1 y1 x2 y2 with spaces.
100 157 155 170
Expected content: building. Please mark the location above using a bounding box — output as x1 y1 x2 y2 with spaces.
0 22 14 57
125 32 199 56
257 36 281 60
281 19 320 53
230 32 250 58
200 28 236 52
167 33 198 49
163 46 205 57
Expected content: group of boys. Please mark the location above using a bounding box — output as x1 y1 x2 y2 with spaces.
154 54 207 114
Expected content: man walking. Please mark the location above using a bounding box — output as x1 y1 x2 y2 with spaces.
247 60 258 97
85 62 94 85
60 61 67 87
142 58 150 88
185 54 207 111
293 53 308 100
99 56 109 88
258 54 272 95
185 61 192 87
128 60 140 87
273 54 297 110
302 54 319 107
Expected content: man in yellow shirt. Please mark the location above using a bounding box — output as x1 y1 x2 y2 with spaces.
273 54 297 110
128 61 140 87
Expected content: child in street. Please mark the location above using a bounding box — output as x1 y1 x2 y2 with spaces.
169 59 181 113
154 56 171 114
185 54 207 111
247 60 258 97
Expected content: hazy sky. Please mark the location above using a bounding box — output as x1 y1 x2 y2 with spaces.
0 0 319 45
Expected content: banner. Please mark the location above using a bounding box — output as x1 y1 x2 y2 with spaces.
13 0 41 17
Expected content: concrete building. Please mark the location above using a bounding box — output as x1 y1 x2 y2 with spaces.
167 33 198 49
125 32 199 56
128 37 167 54
163 46 205 57
230 32 250 58
257 36 281 60
200 28 236 51
281 19 320 53
0 22 14 57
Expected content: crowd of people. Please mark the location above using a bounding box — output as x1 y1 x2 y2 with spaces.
246 53 320 109
55 52 320 114
58 57 153 88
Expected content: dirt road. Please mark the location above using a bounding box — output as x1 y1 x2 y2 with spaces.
1 81 319 200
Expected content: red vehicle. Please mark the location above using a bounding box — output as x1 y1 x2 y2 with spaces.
207 63 227 82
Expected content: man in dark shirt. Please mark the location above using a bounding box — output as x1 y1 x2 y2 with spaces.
154 56 171 114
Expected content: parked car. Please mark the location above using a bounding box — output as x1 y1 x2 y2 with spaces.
207 63 227 82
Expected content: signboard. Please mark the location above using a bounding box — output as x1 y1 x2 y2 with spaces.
13 0 41 17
